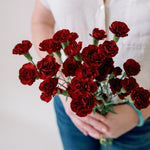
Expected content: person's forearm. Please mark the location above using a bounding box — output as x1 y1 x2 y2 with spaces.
31 21 68 104
31 22 54 58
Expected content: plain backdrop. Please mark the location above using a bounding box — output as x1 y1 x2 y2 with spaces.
0 0 63 149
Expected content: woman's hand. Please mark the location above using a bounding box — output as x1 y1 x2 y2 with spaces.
59 95 109 139
101 104 139 139
60 94 140 139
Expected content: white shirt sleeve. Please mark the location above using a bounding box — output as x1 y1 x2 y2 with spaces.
40 0 50 10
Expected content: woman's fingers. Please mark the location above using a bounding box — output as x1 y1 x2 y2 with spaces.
89 112 106 122
78 115 109 133
71 116 102 139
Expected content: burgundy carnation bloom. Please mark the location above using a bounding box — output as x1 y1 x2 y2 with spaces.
121 77 139 93
81 45 105 67
67 77 97 96
90 28 107 40
109 21 130 37
37 55 61 79
64 41 82 57
95 58 114 82
101 40 119 58
109 78 122 94
66 77 82 97
131 87 150 110
53 29 70 43
70 90 96 117
19 62 37 85
75 63 99 79
39 77 58 103
68 32 79 42
123 59 141 77
62 57 81 77
113 66 122 77
13 40 32 55
39 39 62 54
40 93 53 103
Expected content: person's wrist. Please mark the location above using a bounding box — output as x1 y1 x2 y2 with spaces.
127 102 144 127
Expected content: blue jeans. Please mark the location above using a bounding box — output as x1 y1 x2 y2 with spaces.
53 95 150 150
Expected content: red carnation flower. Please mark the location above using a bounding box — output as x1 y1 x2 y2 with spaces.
100 40 119 58
123 59 141 77
109 78 122 94
121 77 139 93
113 66 122 77
39 77 58 103
96 58 114 82
70 90 96 117
109 21 130 37
64 41 82 57
37 55 61 79
53 29 70 43
68 32 79 42
19 62 37 85
40 93 53 103
13 40 32 55
62 57 81 77
81 45 105 67
90 28 107 40
75 63 99 79
39 39 62 54
131 87 150 110
67 77 97 96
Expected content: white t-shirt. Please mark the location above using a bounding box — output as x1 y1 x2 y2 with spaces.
40 0 150 89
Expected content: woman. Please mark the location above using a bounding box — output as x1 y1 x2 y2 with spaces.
31 0 150 149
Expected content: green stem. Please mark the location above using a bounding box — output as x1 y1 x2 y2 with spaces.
58 82 67 89
99 82 103 93
59 70 70 84
105 99 129 106
113 35 120 43
24 52 33 61
93 38 99 46
31 60 36 66
58 77 69 84
121 72 127 79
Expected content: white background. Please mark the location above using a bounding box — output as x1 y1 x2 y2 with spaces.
0 0 63 149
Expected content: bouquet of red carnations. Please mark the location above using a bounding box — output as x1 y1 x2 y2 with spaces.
13 21 150 146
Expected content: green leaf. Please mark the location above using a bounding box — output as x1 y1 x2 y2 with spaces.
62 90 69 96
129 96 134 103
74 54 82 62
61 41 69 49
93 107 97 114
121 87 126 93
50 53 54 57
55 51 61 59
109 73 114 80
56 89 61 94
